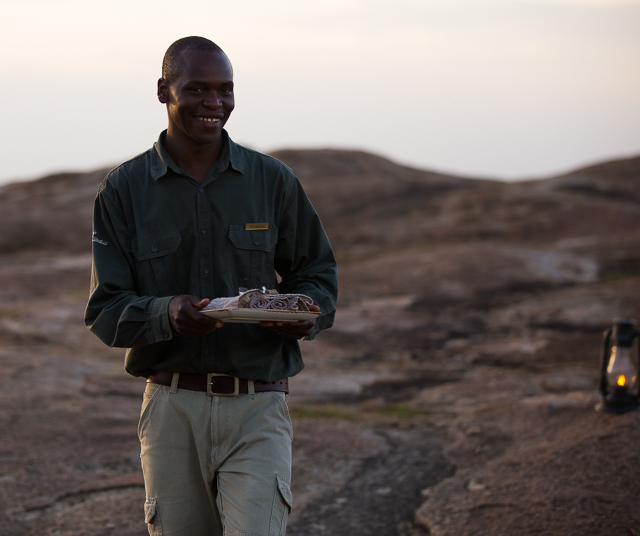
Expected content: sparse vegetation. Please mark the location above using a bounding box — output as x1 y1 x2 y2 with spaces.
289 405 356 421
369 403 431 418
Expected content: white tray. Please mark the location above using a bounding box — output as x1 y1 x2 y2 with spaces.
200 308 320 324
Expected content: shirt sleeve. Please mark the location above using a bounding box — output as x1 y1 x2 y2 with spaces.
84 181 174 348
274 175 338 340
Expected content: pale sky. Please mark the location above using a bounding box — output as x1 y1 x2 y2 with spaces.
1 0 639 185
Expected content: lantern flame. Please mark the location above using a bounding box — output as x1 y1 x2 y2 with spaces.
617 375 626 387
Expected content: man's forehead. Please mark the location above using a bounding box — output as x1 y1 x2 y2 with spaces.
178 48 232 73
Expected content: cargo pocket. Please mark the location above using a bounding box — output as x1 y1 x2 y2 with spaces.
269 474 292 536
132 229 185 296
144 497 163 535
228 225 278 289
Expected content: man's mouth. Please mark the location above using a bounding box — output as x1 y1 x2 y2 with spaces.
196 116 221 124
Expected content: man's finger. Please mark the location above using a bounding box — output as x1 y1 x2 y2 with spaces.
170 295 224 335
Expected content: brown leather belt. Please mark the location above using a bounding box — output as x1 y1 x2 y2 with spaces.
146 370 288 397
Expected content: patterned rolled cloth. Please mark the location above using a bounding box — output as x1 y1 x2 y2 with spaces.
203 289 314 312
254 296 291 310
238 289 313 311
204 296 240 310
241 292 272 309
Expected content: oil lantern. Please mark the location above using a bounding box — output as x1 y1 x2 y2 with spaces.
595 319 640 414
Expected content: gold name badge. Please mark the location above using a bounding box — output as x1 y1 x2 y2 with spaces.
245 223 269 230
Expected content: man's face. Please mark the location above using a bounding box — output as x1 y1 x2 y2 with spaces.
158 49 235 147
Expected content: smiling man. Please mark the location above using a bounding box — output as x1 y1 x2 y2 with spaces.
85 36 337 536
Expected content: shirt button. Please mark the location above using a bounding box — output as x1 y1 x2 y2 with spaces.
204 349 210 356
204 268 210 274
254 240 261 245
201 229 207 234
151 246 158 253
199 188 204 193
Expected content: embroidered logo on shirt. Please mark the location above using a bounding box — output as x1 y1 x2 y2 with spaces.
245 223 269 230
92 231 108 246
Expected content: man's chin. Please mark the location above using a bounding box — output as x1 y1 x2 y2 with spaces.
189 130 224 147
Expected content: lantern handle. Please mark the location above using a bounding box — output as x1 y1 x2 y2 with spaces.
599 327 612 397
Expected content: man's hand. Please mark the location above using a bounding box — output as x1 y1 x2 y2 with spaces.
168 295 224 337
259 305 320 340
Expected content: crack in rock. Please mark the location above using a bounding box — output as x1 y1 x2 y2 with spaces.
10 484 145 520
288 428 455 536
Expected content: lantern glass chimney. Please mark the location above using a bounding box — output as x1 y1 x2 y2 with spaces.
606 344 638 395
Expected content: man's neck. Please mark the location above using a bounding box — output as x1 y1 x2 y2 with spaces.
163 130 224 184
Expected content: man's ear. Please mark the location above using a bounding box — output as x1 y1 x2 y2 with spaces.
157 78 169 104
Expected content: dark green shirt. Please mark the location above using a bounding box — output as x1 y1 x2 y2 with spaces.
85 131 337 382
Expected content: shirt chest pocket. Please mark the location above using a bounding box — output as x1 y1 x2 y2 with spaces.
227 226 278 290
132 229 186 297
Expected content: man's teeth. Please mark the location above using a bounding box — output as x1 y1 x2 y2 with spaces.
198 117 220 123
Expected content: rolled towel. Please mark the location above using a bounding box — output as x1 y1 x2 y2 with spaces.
203 289 314 312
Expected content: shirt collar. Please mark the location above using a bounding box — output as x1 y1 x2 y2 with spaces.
150 131 180 180
227 135 245 175
150 129 244 181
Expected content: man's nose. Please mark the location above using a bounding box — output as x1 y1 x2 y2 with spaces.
203 92 222 108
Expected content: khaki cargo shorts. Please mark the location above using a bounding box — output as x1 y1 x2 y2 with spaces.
139 381 293 536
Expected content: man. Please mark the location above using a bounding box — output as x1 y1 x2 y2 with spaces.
85 36 337 535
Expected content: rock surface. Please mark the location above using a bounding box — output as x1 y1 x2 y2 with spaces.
1 151 639 535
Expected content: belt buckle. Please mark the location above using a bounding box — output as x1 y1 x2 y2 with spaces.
207 373 240 397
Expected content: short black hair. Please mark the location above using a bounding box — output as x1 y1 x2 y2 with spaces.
162 36 225 84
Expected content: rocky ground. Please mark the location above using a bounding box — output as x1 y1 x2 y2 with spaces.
1 151 639 535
